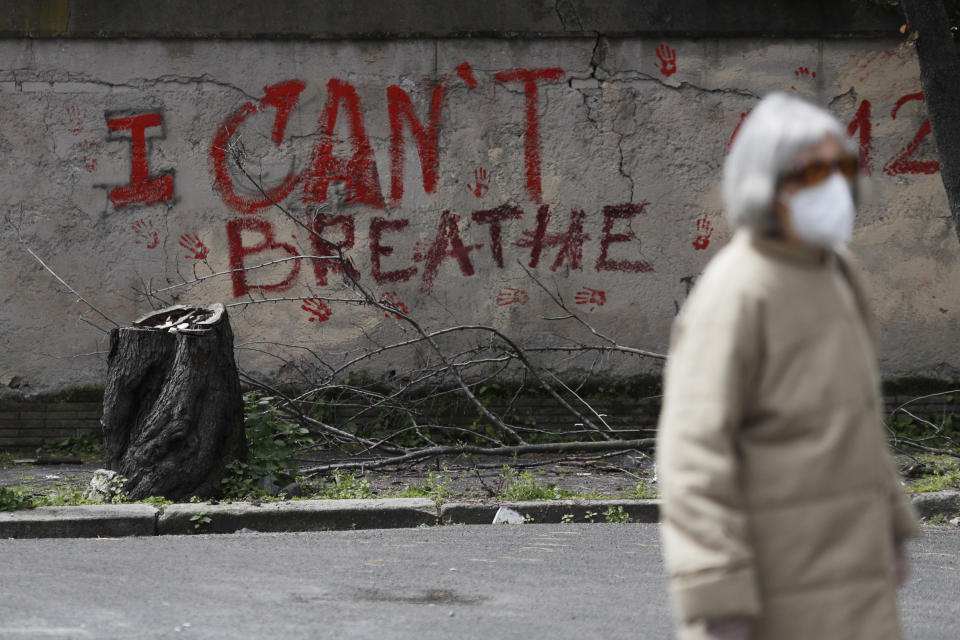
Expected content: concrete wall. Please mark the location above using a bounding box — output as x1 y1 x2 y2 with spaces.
1 14 958 391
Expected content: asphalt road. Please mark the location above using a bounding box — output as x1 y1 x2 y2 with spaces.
0 524 956 639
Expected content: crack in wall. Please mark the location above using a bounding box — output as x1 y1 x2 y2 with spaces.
615 131 636 203
1 69 255 100
600 70 761 101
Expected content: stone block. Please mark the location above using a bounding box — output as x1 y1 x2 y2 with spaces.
0 504 158 539
157 498 438 535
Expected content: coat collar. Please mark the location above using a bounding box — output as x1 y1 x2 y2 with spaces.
745 230 834 267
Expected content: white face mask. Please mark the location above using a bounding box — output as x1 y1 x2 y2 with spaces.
780 172 856 248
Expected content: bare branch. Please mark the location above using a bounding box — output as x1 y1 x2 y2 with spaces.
19 239 119 328
520 261 666 360
301 438 656 476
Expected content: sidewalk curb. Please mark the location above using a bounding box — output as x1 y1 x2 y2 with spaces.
0 504 158 539
441 499 660 524
2 492 958 539
0 499 661 539
157 498 437 535
910 490 960 520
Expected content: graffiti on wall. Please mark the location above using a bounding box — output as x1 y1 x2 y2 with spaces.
68 46 938 325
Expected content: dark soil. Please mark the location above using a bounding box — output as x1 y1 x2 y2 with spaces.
0 451 657 501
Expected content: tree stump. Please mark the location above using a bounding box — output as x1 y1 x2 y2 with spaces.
101 303 246 500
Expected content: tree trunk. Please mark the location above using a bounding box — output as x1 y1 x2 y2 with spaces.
900 0 960 244
101 303 246 500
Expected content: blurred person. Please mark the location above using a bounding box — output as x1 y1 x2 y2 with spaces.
656 92 919 640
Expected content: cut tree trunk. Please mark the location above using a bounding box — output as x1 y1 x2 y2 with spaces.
101 303 246 500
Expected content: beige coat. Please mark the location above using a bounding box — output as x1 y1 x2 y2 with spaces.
657 231 919 640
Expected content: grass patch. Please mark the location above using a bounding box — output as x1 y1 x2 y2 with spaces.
906 456 960 493
499 468 576 501
139 496 173 509
393 471 454 502
618 482 658 499
300 470 377 500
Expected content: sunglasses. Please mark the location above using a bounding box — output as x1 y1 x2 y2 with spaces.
779 155 859 187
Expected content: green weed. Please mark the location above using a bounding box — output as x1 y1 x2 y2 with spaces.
307 470 377 500
222 393 315 499
603 506 630 523
0 487 35 511
394 471 452 503
190 511 212 532
140 496 173 509
499 467 573 501
33 487 90 507
39 433 104 461
620 482 658 499
907 468 960 493
905 455 960 493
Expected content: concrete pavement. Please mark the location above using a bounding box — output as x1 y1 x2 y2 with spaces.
1 524 956 640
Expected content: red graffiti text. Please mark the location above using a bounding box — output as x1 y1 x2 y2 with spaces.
107 112 174 208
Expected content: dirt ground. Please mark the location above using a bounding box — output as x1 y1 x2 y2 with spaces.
0 451 657 501
329 452 657 500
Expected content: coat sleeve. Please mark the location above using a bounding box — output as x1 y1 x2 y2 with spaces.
656 282 763 623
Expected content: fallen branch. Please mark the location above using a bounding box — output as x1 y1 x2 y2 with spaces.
300 438 656 476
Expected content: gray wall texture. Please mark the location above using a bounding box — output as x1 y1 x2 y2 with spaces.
0 2 957 393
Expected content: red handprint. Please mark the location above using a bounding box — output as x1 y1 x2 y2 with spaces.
179 233 209 260
63 105 86 135
791 66 816 90
302 298 333 323
132 219 159 249
574 287 606 312
692 217 713 251
80 139 101 173
380 291 410 319
497 287 529 307
655 44 677 78
467 167 490 198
